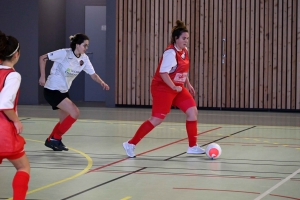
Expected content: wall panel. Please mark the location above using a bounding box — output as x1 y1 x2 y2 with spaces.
116 0 300 110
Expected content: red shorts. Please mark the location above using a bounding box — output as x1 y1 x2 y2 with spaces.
0 149 25 164
151 86 196 119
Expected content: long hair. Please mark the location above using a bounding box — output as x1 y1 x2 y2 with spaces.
69 33 89 51
170 20 188 44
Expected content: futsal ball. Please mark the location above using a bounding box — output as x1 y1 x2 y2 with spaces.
206 143 222 159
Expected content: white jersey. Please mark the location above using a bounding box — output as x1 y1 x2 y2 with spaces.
0 65 21 110
44 48 95 93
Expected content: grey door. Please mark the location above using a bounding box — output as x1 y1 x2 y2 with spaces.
84 6 106 101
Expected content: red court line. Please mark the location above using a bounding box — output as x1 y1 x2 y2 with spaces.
88 127 221 173
96 170 289 181
225 136 300 141
136 127 221 157
202 135 300 141
173 188 300 199
179 141 300 148
269 194 300 200
173 187 260 195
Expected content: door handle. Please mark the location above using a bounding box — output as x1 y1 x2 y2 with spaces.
222 38 226 64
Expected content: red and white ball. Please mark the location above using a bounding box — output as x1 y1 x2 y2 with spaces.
206 143 222 159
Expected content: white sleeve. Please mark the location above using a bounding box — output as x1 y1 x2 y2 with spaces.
83 56 96 75
47 49 67 63
0 72 21 110
159 49 177 73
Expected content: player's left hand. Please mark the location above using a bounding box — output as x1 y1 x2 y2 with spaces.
101 82 110 90
187 84 195 96
13 120 23 134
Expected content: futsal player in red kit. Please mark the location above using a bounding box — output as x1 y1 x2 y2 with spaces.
0 31 30 200
123 20 205 157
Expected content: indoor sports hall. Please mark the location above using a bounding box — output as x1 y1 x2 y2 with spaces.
1 0 300 200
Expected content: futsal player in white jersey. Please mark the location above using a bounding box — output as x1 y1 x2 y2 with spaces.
39 33 109 151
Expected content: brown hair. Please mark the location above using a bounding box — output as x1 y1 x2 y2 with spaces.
69 33 89 51
170 20 188 44
0 31 20 62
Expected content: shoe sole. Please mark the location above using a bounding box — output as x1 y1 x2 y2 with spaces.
122 143 136 158
186 151 205 154
45 142 62 151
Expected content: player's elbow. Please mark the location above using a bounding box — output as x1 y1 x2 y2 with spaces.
39 54 47 62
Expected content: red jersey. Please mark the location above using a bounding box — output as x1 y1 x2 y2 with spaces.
0 69 25 155
151 44 189 92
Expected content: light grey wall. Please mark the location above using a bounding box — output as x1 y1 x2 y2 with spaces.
38 0 66 104
0 0 39 104
65 0 106 102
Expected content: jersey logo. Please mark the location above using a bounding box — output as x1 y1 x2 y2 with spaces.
65 68 81 76
181 52 185 59
173 72 187 83
80 60 84 66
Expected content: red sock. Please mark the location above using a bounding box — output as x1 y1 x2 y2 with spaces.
128 120 154 145
53 115 76 140
186 120 198 147
12 171 30 200
48 122 61 140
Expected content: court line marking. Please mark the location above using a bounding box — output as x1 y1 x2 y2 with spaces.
121 197 132 200
61 168 146 200
254 168 300 200
88 127 221 173
19 107 300 120
174 187 260 195
165 126 256 161
20 116 300 129
18 117 300 199
7 138 93 200
63 127 221 198
173 188 300 199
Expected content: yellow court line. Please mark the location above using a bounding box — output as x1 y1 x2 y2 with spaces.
121 196 132 200
249 138 300 151
7 139 93 200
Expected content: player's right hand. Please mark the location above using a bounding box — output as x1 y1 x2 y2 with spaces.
39 77 45 86
173 86 182 92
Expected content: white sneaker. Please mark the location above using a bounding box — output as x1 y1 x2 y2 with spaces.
187 144 205 154
123 141 136 158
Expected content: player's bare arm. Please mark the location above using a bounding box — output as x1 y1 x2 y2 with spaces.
39 54 48 86
160 73 182 92
3 109 23 134
90 73 110 90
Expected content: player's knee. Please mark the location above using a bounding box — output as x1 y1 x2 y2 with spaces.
186 107 198 119
70 106 80 119
149 117 164 126
21 165 30 174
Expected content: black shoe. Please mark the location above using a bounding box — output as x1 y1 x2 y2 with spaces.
45 138 69 151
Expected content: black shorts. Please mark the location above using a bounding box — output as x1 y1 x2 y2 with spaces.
44 88 70 110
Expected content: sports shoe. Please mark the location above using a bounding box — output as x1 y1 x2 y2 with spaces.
45 138 69 151
123 141 136 158
187 144 205 154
